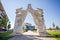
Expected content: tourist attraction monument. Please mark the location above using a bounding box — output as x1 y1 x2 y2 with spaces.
13 4 47 36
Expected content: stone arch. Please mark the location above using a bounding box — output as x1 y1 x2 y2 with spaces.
13 4 46 36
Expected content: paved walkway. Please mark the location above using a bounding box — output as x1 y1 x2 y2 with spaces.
23 30 39 35
9 35 56 40
9 31 56 40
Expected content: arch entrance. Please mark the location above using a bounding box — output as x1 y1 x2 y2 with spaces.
13 4 46 36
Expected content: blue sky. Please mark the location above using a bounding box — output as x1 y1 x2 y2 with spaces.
1 0 60 29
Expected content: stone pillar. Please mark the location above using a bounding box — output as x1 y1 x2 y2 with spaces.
32 9 46 36
13 9 27 35
13 14 22 35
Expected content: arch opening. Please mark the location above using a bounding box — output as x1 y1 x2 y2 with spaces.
22 12 38 35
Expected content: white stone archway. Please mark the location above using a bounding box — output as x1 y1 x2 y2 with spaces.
13 4 47 36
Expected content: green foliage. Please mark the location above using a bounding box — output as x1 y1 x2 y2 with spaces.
0 14 11 30
56 26 59 29
52 22 55 29
2 15 8 27
52 22 60 29
0 30 12 37
0 15 8 28
47 30 60 40
8 22 11 29
0 30 13 40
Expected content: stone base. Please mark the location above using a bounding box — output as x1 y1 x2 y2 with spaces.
38 32 48 36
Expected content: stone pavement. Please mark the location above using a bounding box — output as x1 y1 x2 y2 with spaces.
9 35 56 40
23 30 39 35
9 31 56 40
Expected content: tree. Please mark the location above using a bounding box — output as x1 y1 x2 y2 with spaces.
0 14 9 30
52 22 55 29
8 22 11 29
2 15 8 28
56 26 59 29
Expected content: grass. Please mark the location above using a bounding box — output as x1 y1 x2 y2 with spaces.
0 29 60 40
0 30 13 40
47 30 60 40
31 29 60 40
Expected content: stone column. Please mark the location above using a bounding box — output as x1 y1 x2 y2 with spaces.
32 9 46 36
13 10 27 35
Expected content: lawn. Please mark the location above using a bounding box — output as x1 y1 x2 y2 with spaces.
0 29 60 40
0 30 13 40
47 30 60 40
